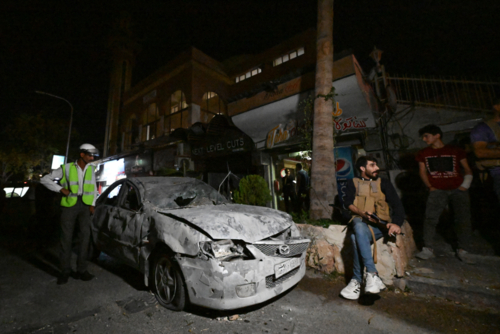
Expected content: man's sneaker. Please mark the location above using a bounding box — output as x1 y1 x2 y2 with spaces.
456 249 476 264
415 247 435 260
340 279 361 300
364 272 386 294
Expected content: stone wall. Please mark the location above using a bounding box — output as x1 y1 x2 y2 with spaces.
297 221 417 285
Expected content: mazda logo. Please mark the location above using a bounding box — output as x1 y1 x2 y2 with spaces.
278 245 290 255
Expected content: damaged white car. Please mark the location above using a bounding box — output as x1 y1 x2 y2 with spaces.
91 177 310 311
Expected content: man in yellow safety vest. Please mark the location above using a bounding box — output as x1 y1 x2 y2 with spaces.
41 143 99 285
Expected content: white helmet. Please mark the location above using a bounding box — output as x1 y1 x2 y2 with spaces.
79 143 100 157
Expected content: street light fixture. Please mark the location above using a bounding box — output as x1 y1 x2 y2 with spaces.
35 91 74 164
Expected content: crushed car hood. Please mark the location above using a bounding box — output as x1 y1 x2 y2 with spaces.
156 204 292 243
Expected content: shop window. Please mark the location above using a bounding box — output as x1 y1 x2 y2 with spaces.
273 47 305 67
170 90 188 114
124 114 139 149
141 104 161 141
164 90 189 135
4 187 29 198
235 67 262 83
201 92 227 121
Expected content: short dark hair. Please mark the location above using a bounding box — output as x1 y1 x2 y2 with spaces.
418 124 443 139
296 163 302 170
355 156 377 173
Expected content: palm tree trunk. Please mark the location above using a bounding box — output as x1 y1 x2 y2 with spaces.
310 0 337 219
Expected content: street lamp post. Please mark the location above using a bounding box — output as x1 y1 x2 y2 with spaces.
36 91 74 164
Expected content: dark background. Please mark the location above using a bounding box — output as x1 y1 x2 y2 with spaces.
1 0 499 151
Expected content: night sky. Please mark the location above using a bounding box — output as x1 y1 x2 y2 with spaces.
1 0 499 152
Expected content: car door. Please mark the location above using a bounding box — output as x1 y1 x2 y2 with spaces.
106 181 147 268
92 181 124 257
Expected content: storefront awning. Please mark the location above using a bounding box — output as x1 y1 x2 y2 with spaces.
232 73 377 150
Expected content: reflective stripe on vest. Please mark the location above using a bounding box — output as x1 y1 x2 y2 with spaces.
60 162 95 207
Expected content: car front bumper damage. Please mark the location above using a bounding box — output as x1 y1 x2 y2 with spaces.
178 251 307 310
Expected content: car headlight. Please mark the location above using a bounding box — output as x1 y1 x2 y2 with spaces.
200 240 244 259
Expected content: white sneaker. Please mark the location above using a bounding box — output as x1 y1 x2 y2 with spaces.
364 272 386 294
415 247 435 260
341 279 361 300
456 249 476 264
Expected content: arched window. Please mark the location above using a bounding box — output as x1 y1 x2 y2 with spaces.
124 114 138 150
201 92 226 123
164 90 189 135
141 103 160 141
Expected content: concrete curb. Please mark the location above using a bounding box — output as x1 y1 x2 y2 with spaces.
406 275 500 309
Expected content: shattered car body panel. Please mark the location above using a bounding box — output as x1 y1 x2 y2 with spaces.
91 176 310 310
157 204 292 243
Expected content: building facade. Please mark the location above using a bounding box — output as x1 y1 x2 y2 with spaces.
100 27 380 210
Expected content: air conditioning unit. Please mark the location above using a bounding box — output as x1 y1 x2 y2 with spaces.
175 157 194 171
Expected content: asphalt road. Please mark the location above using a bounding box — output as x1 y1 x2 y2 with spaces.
1 227 499 334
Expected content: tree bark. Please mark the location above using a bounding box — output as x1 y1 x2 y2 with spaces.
310 0 336 219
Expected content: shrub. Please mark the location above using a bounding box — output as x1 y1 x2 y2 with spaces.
290 210 342 228
233 175 272 206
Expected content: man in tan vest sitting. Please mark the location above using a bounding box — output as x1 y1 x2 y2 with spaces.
340 156 405 300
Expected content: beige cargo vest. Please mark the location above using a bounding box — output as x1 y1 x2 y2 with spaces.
476 120 500 170
352 177 391 223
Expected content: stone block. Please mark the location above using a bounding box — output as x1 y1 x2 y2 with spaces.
323 225 348 250
298 221 415 284
305 238 336 274
332 244 344 274
373 237 396 285
393 278 406 291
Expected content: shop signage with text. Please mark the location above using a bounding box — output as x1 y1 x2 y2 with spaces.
192 137 248 157
266 121 297 149
334 116 368 131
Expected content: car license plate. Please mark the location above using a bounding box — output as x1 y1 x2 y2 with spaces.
274 258 301 279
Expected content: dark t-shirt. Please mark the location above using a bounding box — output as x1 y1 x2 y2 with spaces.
415 145 466 190
297 170 309 193
470 121 500 177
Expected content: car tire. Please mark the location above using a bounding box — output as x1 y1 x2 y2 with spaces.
151 252 186 311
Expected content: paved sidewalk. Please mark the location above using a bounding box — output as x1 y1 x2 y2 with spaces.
405 251 500 309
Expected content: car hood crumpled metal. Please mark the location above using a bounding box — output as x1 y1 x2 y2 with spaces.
156 204 292 243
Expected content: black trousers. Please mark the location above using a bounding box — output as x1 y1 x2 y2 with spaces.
59 197 91 274
283 190 296 213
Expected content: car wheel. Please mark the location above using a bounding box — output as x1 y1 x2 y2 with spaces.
151 252 186 311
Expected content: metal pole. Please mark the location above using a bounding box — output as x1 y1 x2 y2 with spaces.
36 91 73 164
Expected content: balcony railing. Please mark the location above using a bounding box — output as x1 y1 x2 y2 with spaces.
387 75 500 112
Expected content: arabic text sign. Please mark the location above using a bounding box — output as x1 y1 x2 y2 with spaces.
334 116 368 131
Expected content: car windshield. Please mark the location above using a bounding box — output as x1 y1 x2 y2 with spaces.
144 178 229 210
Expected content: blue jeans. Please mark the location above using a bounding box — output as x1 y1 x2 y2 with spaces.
350 217 384 283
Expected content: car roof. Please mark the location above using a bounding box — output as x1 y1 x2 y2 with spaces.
128 176 196 188
127 177 204 195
